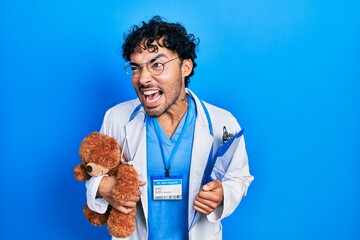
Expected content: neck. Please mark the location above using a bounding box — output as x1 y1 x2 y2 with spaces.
157 94 188 138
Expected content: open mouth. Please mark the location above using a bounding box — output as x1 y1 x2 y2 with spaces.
143 89 162 103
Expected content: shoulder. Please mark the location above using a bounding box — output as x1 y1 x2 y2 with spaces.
203 102 235 122
101 99 141 129
203 101 240 129
187 88 241 131
104 99 141 119
188 89 235 122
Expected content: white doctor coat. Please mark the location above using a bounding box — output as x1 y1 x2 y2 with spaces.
86 89 254 240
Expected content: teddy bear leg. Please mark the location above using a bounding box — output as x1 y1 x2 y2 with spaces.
83 204 110 226
107 209 136 238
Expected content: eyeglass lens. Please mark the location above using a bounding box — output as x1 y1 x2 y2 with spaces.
126 59 165 78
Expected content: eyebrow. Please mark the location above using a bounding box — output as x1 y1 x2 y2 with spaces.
129 54 167 66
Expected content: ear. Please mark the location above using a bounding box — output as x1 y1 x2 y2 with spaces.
181 59 193 78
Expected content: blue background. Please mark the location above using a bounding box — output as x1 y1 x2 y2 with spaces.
1 1 359 239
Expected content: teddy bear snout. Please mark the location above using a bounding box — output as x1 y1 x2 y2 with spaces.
85 162 110 176
86 165 93 173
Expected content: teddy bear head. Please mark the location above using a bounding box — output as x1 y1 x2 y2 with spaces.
74 132 120 181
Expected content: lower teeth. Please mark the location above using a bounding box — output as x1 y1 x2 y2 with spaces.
147 95 161 103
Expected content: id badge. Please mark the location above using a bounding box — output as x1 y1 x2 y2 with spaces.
151 174 183 200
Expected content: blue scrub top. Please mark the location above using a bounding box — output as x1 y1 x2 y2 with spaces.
146 95 196 240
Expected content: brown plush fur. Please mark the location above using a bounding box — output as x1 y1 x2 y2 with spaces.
74 132 139 238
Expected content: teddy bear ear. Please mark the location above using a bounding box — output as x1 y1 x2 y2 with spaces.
74 163 91 181
79 132 99 159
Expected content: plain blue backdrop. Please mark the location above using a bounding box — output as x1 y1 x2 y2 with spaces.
1 1 359 239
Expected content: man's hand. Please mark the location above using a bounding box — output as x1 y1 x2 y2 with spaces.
98 176 146 214
193 179 224 215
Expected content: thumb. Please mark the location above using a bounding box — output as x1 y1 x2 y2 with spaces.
138 181 147 186
202 180 218 191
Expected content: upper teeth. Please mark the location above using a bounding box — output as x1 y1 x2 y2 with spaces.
143 90 158 95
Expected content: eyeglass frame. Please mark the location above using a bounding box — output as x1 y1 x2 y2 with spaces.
124 56 181 78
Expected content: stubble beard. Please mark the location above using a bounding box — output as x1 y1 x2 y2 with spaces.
143 74 184 118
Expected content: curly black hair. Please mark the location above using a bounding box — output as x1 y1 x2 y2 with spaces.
122 16 199 87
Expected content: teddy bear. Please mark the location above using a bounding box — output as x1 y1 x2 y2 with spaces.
74 132 139 238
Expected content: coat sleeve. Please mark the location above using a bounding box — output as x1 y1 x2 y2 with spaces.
85 175 109 213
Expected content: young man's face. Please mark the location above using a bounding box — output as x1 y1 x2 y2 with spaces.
129 42 192 118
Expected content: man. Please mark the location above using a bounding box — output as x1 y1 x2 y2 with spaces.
86 16 253 240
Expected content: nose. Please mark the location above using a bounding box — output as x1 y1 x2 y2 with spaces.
137 66 153 84
86 165 93 173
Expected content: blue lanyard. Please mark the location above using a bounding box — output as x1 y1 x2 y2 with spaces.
152 98 193 177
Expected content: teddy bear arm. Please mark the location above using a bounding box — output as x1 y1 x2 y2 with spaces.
112 165 139 202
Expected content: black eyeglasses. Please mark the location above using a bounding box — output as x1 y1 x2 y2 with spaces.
124 57 180 79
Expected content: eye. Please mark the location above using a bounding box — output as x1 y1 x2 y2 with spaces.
131 65 142 72
149 60 164 70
